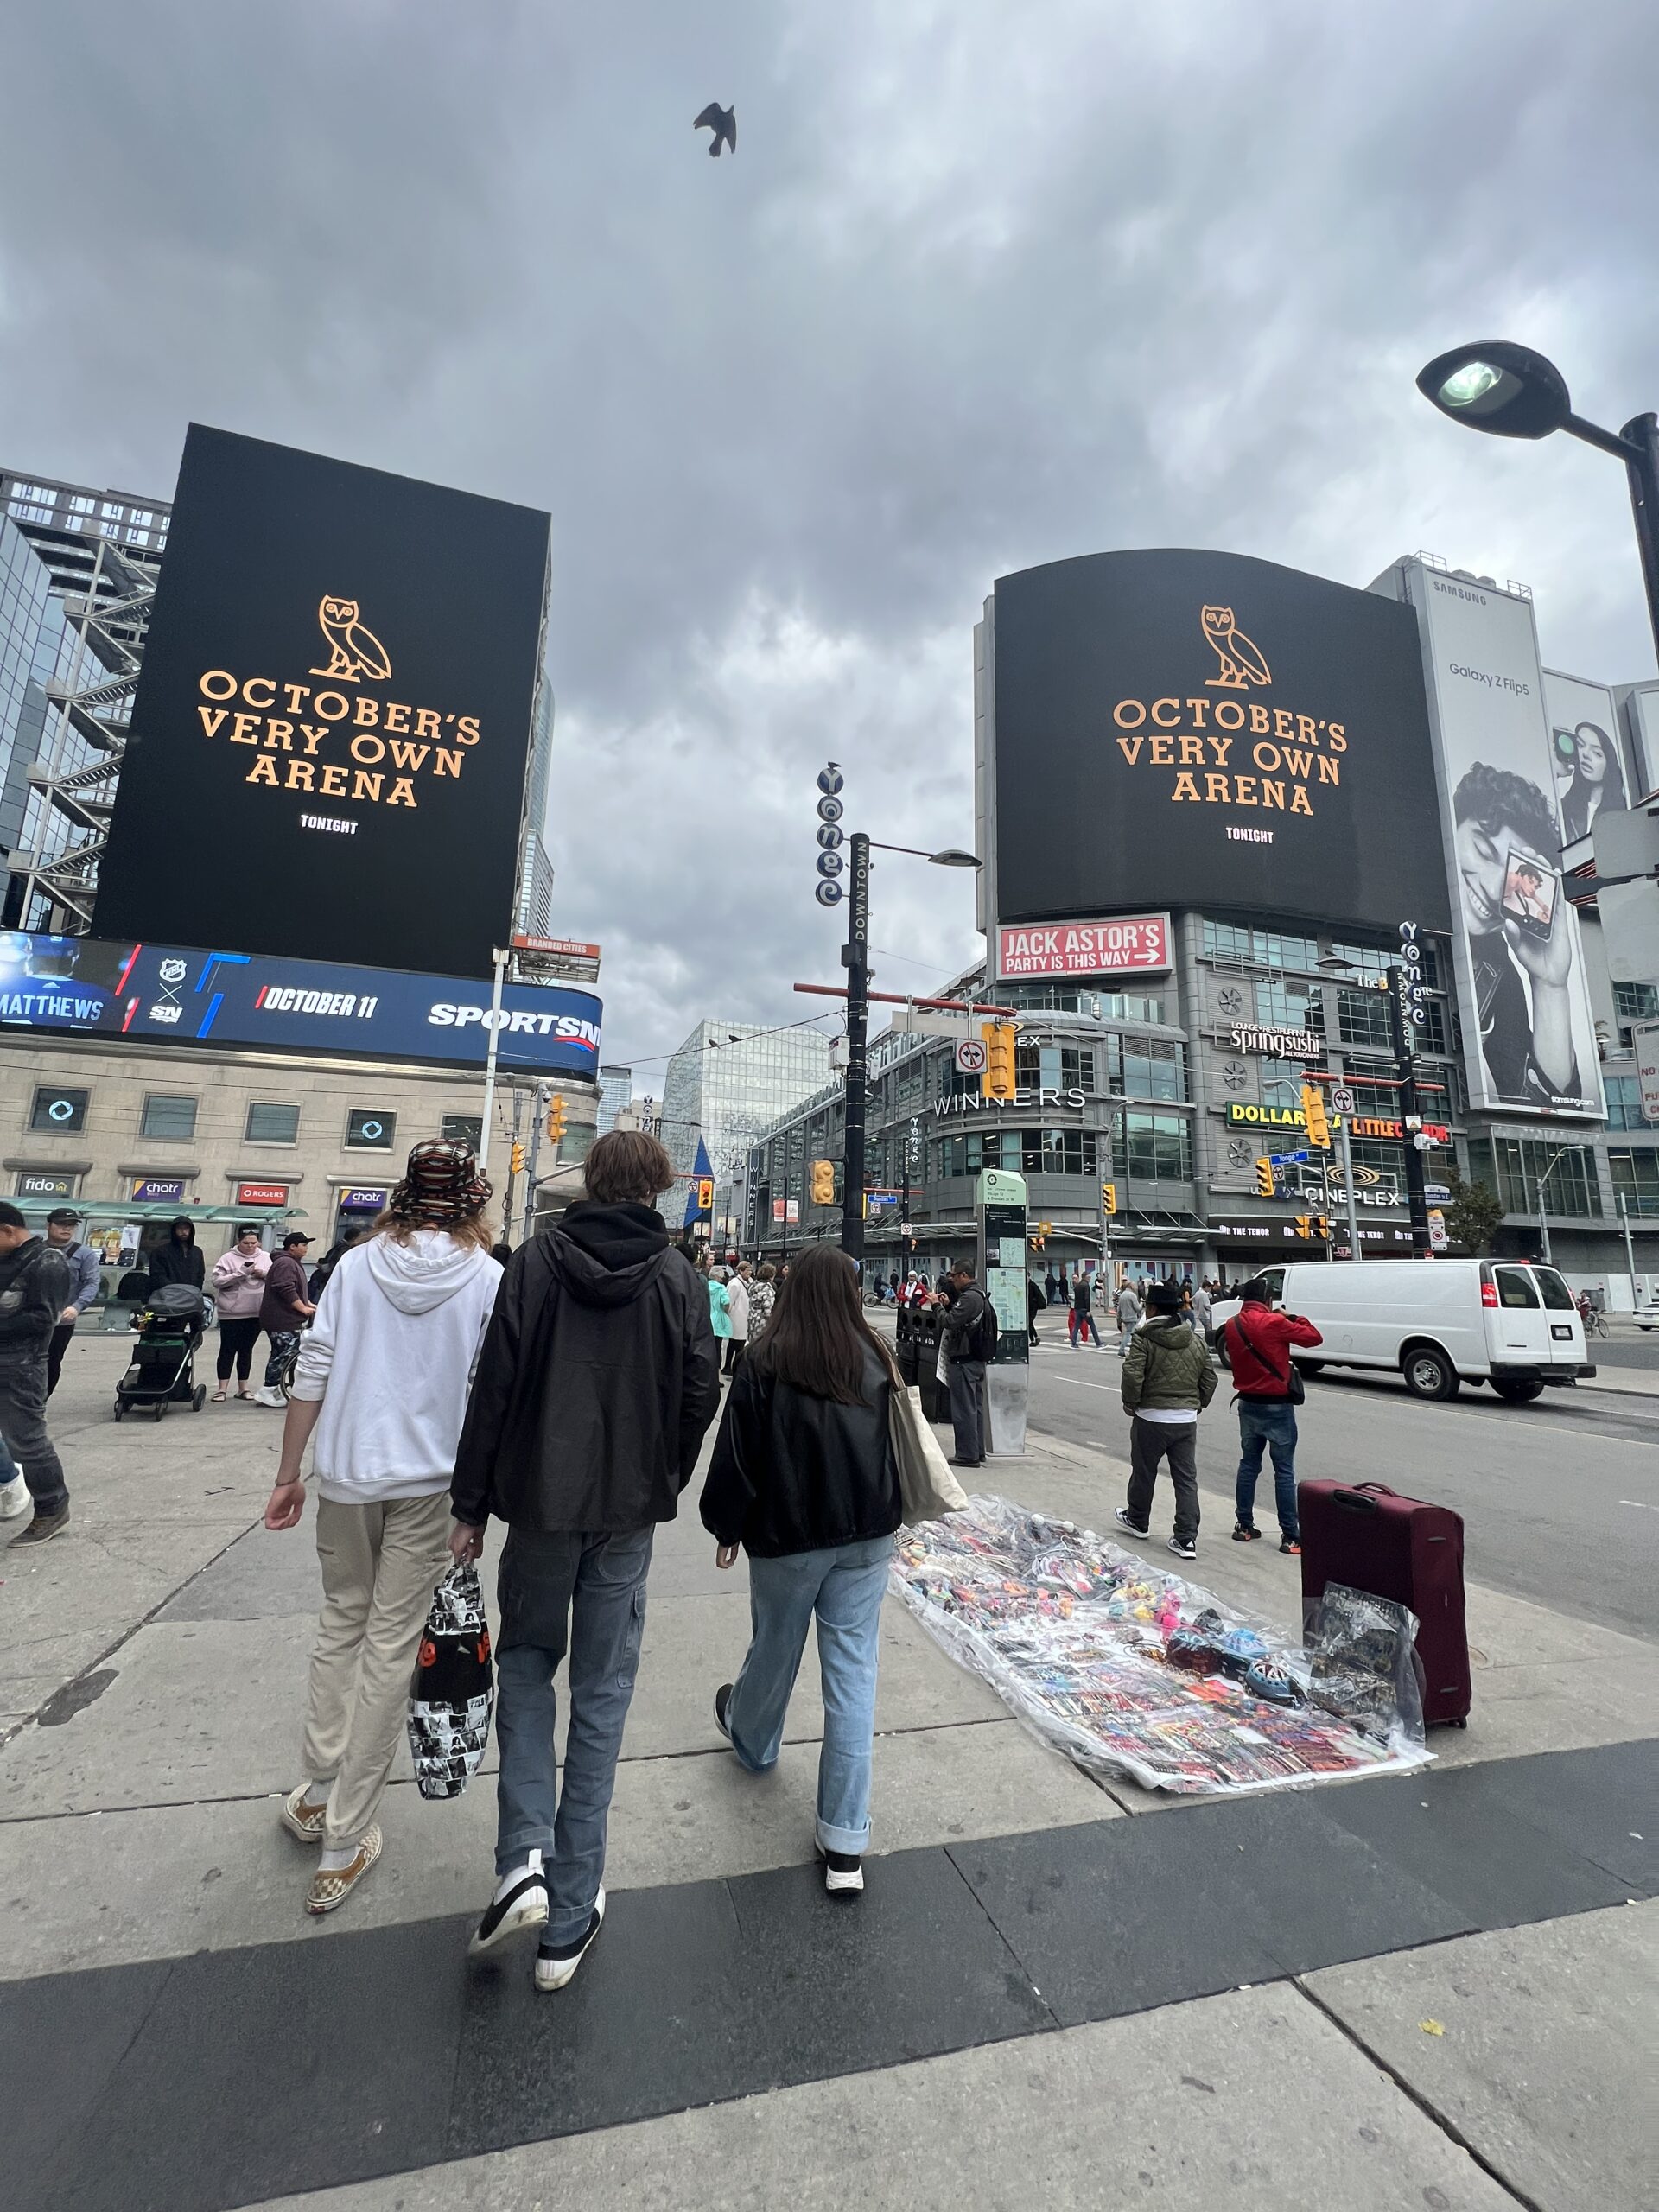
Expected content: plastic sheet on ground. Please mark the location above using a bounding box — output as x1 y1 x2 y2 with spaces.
890 1496 1432 1796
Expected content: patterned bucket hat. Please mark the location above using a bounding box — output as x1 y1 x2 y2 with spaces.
387 1138 492 1225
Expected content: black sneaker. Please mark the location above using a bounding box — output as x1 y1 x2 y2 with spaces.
468 1849 548 1956
12 1506 69 1546
1231 1524 1262 1543
535 1887 605 1991
817 1847 864 1896
714 1682 734 1742
1166 1535 1198 1561
1280 1538 1302 1556
1113 1507 1150 1541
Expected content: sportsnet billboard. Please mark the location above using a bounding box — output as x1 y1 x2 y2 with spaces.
0 931 600 1076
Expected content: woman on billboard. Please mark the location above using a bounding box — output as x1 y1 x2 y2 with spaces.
1558 720 1626 845
1452 763 1582 1109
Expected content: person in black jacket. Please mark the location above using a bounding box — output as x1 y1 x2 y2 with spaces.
701 1240 902 1895
941 1262 993 1467
0 1200 73 1543
450 1129 720 1991
148 1216 205 1292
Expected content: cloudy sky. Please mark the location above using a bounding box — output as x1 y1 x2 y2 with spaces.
3 2 1656 1080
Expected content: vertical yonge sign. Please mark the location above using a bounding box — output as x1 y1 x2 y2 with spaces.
987 549 1452 934
95 425 551 978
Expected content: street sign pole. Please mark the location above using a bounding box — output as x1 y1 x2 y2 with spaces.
477 946 508 1175
1336 1109 1362 1262
839 830 871 1268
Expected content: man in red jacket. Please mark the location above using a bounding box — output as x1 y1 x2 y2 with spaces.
1220 1277 1323 1554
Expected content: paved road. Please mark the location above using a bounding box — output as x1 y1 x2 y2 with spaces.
1019 1337 1659 1643
1586 1337 1659 1371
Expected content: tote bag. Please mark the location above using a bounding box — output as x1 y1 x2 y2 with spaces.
888 1379 969 1526
406 1560 494 1800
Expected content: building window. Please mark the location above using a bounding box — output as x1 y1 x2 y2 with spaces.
346 1109 397 1150
1021 1128 1100 1177
1255 977 1324 1033
1107 1033 1185 1103
245 1101 301 1145
441 1114 483 1148
1614 982 1659 1043
1465 1138 1601 1218
141 1094 198 1141
1328 940 1442 990
1258 1058 1305 1112
936 1129 1024 1179
1115 1111 1192 1184
1604 1076 1652 1133
1607 1147 1659 1217
1201 921 1319 971
1337 989 1393 1052
1015 1043 1097 1094
29 1085 89 1133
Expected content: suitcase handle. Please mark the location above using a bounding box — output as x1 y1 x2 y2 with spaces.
1331 1484 1395 1515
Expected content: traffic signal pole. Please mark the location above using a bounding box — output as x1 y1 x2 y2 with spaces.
839 831 871 1268
1387 969 1434 1260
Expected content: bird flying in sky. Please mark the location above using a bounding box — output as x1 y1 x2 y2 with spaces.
694 103 736 157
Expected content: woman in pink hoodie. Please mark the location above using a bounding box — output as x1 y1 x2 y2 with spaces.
209 1225 270 1401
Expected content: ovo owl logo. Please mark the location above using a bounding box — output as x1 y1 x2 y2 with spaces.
1200 605 1272 690
309 595 393 683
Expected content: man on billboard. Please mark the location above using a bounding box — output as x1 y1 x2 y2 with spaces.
1452 763 1580 1109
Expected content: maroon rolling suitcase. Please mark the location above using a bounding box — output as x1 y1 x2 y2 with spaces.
1297 1480 1471 1727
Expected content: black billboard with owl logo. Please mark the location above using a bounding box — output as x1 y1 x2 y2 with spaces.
985 548 1451 934
93 424 550 977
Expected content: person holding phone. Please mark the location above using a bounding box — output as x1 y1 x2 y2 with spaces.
1452 763 1581 1109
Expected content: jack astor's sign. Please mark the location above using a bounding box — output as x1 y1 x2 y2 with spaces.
985 548 1452 936
995 913 1171 981
94 424 550 978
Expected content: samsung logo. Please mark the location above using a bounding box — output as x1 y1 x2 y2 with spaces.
428 1004 601 1047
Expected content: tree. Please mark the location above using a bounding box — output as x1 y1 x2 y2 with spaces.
1442 1165 1504 1255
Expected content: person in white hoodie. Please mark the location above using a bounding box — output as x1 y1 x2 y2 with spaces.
264 1139 501 1916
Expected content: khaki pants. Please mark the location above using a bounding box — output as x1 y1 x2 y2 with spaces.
301 1491 453 1850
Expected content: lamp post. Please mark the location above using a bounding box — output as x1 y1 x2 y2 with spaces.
832 838 981 1268
1416 342 1659 664
1533 1144 1577 1266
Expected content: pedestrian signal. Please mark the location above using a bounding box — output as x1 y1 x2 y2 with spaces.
546 1096 566 1144
696 1177 715 1214
1255 1158 1275 1197
510 1141 526 1176
810 1158 836 1206
1101 1182 1118 1217
982 1022 1016 1100
1300 1084 1332 1149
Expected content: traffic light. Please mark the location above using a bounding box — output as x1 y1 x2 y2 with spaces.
510 1140 526 1177
1300 1083 1331 1149
1293 1214 1313 1240
810 1158 836 1206
1255 1158 1275 1197
1100 1181 1118 1217
546 1095 566 1144
1315 1214 1331 1241
982 1021 1016 1100
696 1177 715 1215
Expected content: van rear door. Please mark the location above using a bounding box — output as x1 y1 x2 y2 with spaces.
1532 1265 1589 1372
1483 1262 1551 1372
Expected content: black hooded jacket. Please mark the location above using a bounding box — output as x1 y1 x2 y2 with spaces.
149 1222 204 1291
450 1201 721 1533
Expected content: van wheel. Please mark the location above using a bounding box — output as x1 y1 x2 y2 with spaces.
1402 1346 1459 1401
1491 1377 1545 1404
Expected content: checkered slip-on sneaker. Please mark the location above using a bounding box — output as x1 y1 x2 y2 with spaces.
281 1785 327 1844
304 1826 382 1916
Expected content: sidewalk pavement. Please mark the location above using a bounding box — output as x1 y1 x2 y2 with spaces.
3 1334 1655 2212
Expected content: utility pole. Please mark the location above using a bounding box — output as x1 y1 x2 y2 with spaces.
521 1079 550 1245
1619 1192 1638 1300
477 947 510 1174
1332 1086 1363 1262
839 830 871 1268
505 1085 525 1243
1386 967 1433 1259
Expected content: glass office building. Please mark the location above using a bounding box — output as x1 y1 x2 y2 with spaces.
661 1020 832 1183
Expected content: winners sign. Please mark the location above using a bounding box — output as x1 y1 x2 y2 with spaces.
94 425 550 977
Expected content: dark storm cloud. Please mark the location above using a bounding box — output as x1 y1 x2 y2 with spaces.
2 2 1655 1061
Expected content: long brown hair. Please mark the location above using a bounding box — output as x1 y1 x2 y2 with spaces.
747 1241 899 1405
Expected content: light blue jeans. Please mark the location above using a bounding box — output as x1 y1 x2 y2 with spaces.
725 1534 893 1857
493 1526 654 1946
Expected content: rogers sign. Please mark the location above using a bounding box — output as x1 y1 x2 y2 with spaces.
996 913 1172 982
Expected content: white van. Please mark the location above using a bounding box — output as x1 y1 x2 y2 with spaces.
1212 1260 1594 1403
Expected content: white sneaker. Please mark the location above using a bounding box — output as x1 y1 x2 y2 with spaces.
469 1850 549 1955
535 1885 605 1991
252 1388 287 1408
0 1475 29 1520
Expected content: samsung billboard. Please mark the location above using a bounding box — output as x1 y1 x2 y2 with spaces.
93 424 550 978
979 549 1452 938
0 932 600 1077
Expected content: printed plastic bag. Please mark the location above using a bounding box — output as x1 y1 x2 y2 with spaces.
406 1560 494 1800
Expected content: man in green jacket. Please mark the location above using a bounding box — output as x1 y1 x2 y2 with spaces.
1114 1277 1216 1560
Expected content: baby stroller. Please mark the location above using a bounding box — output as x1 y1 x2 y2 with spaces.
115 1283 208 1421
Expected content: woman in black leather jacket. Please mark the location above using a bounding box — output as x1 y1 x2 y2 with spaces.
701 1242 901 1895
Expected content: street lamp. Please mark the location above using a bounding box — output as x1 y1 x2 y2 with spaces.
1416 340 1659 664
837 836 982 1266
1533 1145 1577 1267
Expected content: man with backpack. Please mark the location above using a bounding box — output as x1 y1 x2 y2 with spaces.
1114 1276 1216 1560
941 1261 996 1467
1219 1275 1323 1554
0 1201 73 1544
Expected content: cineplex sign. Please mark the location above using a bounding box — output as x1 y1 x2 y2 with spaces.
995 913 1172 982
